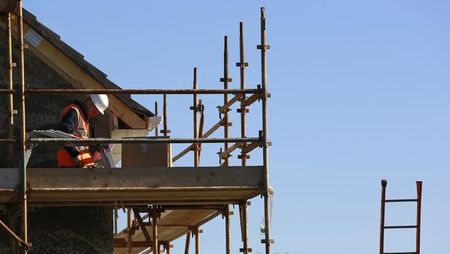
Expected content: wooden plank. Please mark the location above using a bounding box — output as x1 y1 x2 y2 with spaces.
220 143 242 159
25 189 260 204
115 240 152 248
243 141 259 154
243 93 259 107
219 94 243 113
0 167 263 204
24 166 263 188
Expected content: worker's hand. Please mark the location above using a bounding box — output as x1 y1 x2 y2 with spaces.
74 155 83 167
82 163 96 168
92 162 105 168
75 152 95 168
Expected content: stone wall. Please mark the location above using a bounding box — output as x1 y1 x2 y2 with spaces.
0 25 113 253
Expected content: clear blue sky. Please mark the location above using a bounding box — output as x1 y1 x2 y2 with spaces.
25 1 450 253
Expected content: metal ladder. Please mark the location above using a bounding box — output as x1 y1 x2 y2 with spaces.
379 180 423 254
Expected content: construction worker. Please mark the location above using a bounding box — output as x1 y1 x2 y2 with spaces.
57 94 109 168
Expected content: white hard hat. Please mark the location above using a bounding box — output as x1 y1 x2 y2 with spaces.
90 94 109 114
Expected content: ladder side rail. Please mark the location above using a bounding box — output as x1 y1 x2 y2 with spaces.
379 180 387 254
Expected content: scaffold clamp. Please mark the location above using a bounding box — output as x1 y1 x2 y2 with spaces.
257 44 271 50
236 62 249 67
260 239 275 244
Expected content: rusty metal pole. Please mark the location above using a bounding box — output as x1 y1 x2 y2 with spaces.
239 201 250 254
193 67 199 167
0 218 30 250
7 12 15 163
194 227 200 254
166 241 171 254
416 181 423 254
184 231 191 254
225 206 231 254
114 205 118 236
237 21 248 166
258 7 272 254
154 101 159 137
197 99 205 165
27 88 258 95
17 1 29 253
221 36 231 167
152 212 159 254
162 94 169 137
379 180 387 254
127 208 132 254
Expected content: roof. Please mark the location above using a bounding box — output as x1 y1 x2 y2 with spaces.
23 9 154 117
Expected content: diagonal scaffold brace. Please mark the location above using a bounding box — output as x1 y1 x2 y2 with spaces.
0 219 31 250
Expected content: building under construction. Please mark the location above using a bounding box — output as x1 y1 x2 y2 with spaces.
0 1 273 253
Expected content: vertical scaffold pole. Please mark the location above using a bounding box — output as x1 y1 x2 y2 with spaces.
166 241 172 254
154 102 159 137
113 202 118 236
127 208 132 254
379 180 387 254
258 7 272 254
239 201 250 254
17 1 28 253
152 211 159 254
225 206 231 254
193 67 199 167
7 12 15 163
194 227 200 254
220 36 231 167
162 94 170 136
416 181 423 254
184 230 191 254
237 21 248 166
239 200 251 254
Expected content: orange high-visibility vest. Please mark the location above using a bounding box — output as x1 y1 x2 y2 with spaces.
57 104 94 167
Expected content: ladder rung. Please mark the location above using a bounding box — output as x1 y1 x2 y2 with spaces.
384 225 417 229
384 252 416 254
385 199 418 203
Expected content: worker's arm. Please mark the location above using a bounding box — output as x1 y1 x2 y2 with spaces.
58 109 79 158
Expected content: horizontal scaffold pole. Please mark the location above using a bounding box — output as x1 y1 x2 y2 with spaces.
26 88 260 95
0 89 15 94
0 139 16 143
28 137 262 145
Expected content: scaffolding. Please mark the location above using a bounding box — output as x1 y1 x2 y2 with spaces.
0 2 272 254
